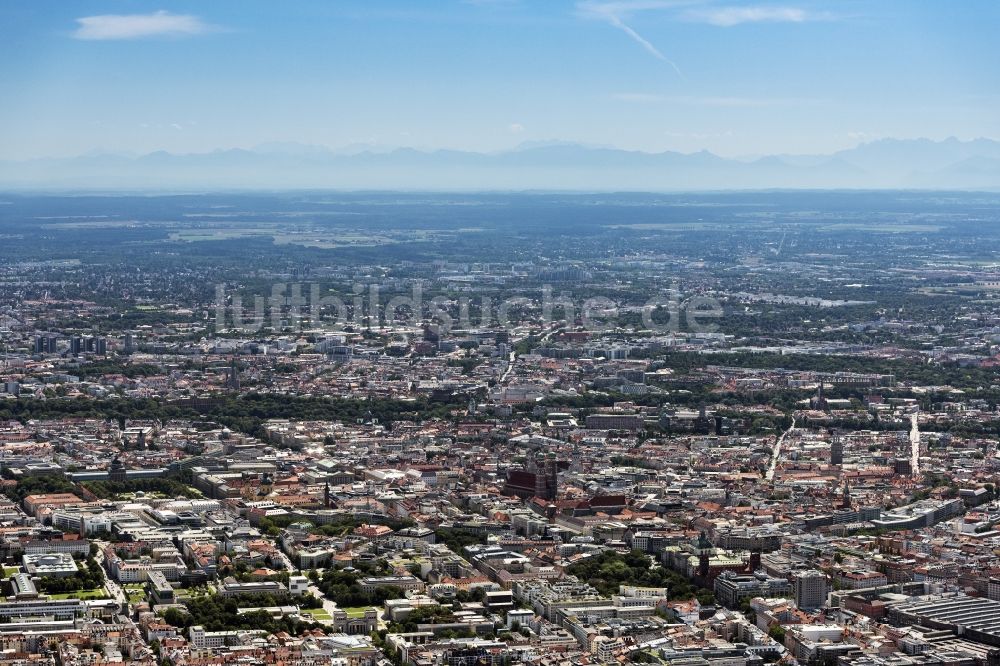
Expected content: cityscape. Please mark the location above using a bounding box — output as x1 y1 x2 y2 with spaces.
3 3 1000 666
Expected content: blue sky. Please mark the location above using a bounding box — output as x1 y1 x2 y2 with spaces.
1 0 998 159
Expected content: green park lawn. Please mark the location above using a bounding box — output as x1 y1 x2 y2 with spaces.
48 588 107 600
342 607 372 618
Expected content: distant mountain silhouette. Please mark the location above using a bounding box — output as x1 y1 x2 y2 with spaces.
2 137 998 191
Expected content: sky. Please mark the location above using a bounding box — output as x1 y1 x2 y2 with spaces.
1 0 998 160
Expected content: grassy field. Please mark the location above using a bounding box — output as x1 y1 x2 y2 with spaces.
2 567 20 577
342 606 373 618
48 588 107 600
302 608 332 620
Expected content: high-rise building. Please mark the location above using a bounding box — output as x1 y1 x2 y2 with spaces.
831 436 844 465
794 570 829 610
226 357 240 391
34 334 59 354
123 332 135 355
82 336 107 355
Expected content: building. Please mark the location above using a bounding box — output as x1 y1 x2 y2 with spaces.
289 575 309 596
836 570 889 590
23 538 91 556
831 436 844 465
219 579 288 597
331 608 379 635
147 570 175 605
871 499 965 531
104 548 186 583
0 597 88 621
9 573 38 600
108 456 128 483
887 594 1000 648
715 571 792 609
507 608 534 629
33 334 59 355
794 570 829 610
503 452 559 501
22 493 85 517
358 575 424 595
784 625 852 665
188 625 266 648
22 552 79 578
989 578 1000 602
584 413 644 431
484 590 515 612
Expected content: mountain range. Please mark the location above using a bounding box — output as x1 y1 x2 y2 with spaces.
2 137 999 191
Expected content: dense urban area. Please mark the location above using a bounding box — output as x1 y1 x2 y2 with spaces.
3 191 1000 666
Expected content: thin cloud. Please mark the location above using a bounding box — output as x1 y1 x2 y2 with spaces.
576 1 687 78
682 6 827 27
73 10 213 40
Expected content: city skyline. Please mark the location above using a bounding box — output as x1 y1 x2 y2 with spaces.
5 4 1000 664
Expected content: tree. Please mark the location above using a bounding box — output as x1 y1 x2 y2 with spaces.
565 550 711 601
161 607 188 627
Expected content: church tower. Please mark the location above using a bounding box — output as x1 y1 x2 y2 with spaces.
109 456 127 483
696 531 713 581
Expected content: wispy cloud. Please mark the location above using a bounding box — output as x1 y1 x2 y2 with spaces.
576 1 687 77
681 6 828 27
73 10 213 40
508 123 526 134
